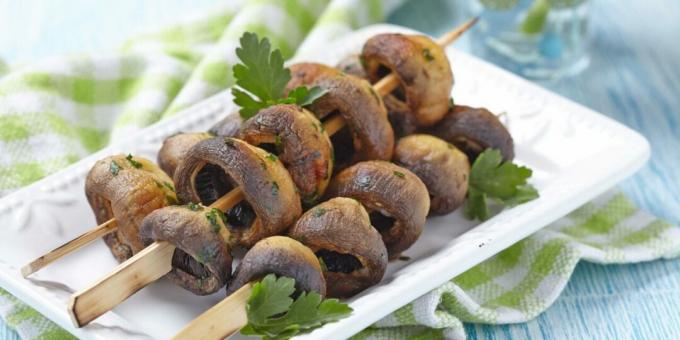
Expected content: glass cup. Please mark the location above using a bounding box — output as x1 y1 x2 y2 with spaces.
467 0 590 80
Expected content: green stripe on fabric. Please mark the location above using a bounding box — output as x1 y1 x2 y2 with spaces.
454 241 524 290
393 303 417 325
440 290 496 323
201 61 232 88
0 154 80 188
280 0 317 32
122 12 234 50
0 115 31 141
486 240 568 313
0 113 109 151
408 328 446 340
366 0 384 22
560 193 636 238
236 23 294 58
613 220 672 247
319 7 360 28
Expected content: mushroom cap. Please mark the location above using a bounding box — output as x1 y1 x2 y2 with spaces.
158 132 213 178
361 33 453 127
208 114 243 137
286 62 394 169
325 161 429 259
394 134 470 215
289 197 387 298
85 155 177 262
173 137 301 248
426 105 514 162
140 205 232 295
238 104 333 206
226 236 326 297
335 55 418 138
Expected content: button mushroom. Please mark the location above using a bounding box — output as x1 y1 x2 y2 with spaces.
325 161 429 259
288 197 387 298
286 62 394 170
208 114 243 137
158 132 213 178
336 55 418 137
173 137 301 248
85 155 177 262
139 204 232 295
226 236 326 297
393 134 469 215
361 33 453 127
237 104 333 206
426 105 514 161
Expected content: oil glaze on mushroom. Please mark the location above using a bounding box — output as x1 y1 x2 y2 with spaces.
226 236 326 297
173 137 301 248
140 204 232 295
289 197 387 298
393 134 469 215
325 161 429 259
85 155 177 262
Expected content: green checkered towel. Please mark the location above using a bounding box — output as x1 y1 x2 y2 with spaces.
1 1 679 339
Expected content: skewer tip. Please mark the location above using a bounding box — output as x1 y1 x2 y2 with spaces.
20 264 35 278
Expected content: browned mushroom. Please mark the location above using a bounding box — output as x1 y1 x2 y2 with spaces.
361 33 453 127
325 161 429 259
208 114 243 137
158 132 212 178
237 104 333 206
173 137 301 248
288 197 387 298
85 155 177 262
393 134 469 215
426 105 514 161
226 236 326 297
139 204 232 295
285 62 394 169
335 55 418 137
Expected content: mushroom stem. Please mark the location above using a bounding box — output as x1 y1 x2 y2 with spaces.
173 283 252 340
37 19 478 326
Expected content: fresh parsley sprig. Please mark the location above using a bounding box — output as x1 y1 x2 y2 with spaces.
464 149 539 220
241 274 352 340
231 32 327 119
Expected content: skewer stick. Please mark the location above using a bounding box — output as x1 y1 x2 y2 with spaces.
21 218 118 278
64 18 478 328
173 283 252 340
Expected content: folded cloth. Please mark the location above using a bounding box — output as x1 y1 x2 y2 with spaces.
0 1 678 339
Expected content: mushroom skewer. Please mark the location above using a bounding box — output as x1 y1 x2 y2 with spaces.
174 236 325 339
20 18 477 278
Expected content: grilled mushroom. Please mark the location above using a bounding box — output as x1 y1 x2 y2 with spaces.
158 132 212 177
336 55 417 137
238 104 333 206
288 197 387 298
426 105 514 161
208 114 243 137
393 135 469 215
173 137 301 248
361 33 453 127
325 161 429 259
226 236 326 297
85 155 177 262
140 204 232 295
286 62 394 169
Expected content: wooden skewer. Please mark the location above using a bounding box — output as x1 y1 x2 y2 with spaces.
64 18 478 328
173 283 252 340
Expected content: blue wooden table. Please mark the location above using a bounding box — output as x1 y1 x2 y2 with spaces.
1 0 679 338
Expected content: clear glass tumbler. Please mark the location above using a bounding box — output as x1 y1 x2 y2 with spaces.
467 0 590 80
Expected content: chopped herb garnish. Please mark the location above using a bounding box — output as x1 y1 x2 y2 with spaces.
449 97 455 110
165 194 178 205
266 153 278 162
318 256 328 271
125 154 143 169
271 181 279 196
274 135 283 152
109 161 121 175
313 207 327 217
187 202 202 211
163 181 175 192
393 171 406 178
240 274 352 339
154 180 163 188
260 160 267 170
422 48 434 61
205 208 223 233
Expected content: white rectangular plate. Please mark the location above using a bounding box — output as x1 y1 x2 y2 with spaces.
0 24 649 340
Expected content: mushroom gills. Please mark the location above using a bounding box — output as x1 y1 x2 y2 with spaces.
171 249 211 279
255 142 279 155
376 64 406 101
194 163 233 206
328 119 354 167
316 249 362 273
369 211 396 233
226 201 257 230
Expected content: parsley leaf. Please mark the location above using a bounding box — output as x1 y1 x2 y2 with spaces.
231 32 327 119
241 274 352 340
464 149 539 220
